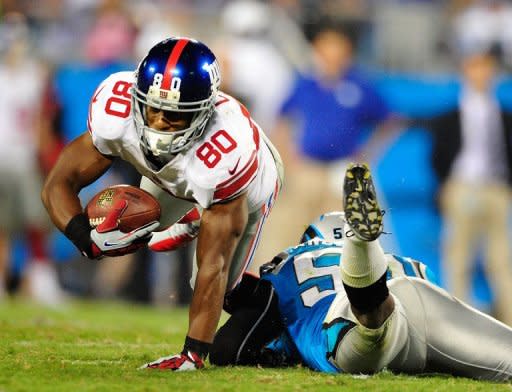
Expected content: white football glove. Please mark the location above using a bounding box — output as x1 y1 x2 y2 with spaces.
87 199 159 259
149 207 200 252
148 221 200 252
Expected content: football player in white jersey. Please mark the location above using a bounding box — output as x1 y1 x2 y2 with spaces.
210 163 512 381
41 37 283 370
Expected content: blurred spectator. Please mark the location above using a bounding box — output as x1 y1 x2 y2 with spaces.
215 0 307 132
0 13 65 305
373 0 449 71
426 48 512 325
300 0 374 63
452 0 512 69
256 18 400 261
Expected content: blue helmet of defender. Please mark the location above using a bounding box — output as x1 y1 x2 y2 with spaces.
300 211 346 244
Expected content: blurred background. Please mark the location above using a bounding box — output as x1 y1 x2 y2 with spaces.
1 0 512 325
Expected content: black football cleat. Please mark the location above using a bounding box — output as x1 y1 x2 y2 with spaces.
343 163 383 241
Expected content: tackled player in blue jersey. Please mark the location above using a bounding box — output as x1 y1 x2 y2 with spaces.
211 163 512 381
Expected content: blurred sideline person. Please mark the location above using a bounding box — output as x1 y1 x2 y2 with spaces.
215 0 305 132
41 37 283 371
210 164 512 381
261 18 400 263
424 48 512 325
452 0 512 69
0 13 65 305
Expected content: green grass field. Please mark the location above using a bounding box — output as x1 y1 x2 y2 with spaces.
0 299 509 392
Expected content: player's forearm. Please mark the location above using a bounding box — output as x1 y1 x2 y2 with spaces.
187 255 230 342
42 133 113 232
185 195 248 344
187 213 246 341
41 177 84 232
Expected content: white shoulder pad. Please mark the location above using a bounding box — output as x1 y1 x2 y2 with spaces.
87 71 135 156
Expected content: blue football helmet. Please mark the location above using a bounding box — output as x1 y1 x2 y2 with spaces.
132 37 221 163
300 211 346 244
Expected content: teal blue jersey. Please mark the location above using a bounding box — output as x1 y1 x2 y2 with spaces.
261 239 436 372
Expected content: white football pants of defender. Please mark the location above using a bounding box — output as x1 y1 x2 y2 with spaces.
329 240 512 380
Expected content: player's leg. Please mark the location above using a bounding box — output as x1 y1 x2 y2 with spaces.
389 276 512 380
341 163 392 327
140 176 197 225
189 180 279 291
18 165 65 306
439 181 479 302
481 183 512 325
0 169 16 298
0 230 8 299
210 274 283 366
140 176 200 250
331 163 407 373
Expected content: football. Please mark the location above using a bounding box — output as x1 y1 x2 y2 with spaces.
85 185 161 232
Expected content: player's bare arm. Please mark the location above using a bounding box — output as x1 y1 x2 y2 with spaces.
41 132 113 231
42 131 159 260
188 192 249 343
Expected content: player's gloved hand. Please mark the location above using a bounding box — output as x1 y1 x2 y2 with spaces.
88 199 159 259
65 199 159 260
140 351 205 371
149 208 200 252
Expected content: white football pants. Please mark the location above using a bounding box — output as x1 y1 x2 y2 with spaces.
331 275 512 380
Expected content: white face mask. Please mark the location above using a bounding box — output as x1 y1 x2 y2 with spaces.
132 85 216 163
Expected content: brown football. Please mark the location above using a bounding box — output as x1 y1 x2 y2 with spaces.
85 185 161 232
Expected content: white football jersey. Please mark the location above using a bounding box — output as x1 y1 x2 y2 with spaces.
87 71 280 211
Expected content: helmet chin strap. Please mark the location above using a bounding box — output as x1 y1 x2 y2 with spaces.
142 145 173 171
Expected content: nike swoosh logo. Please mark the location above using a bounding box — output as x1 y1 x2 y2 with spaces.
103 232 134 247
103 240 121 247
228 157 241 175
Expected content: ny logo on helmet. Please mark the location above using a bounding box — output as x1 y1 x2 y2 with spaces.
203 60 221 90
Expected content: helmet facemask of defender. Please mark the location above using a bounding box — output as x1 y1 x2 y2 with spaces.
300 211 347 244
132 37 221 166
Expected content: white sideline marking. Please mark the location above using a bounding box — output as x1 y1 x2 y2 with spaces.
14 341 171 348
61 359 122 365
352 374 371 379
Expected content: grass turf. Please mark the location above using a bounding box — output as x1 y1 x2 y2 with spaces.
0 299 509 392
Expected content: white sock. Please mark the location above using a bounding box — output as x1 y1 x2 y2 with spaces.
341 224 388 288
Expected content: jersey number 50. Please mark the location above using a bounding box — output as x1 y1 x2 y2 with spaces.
294 252 342 308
